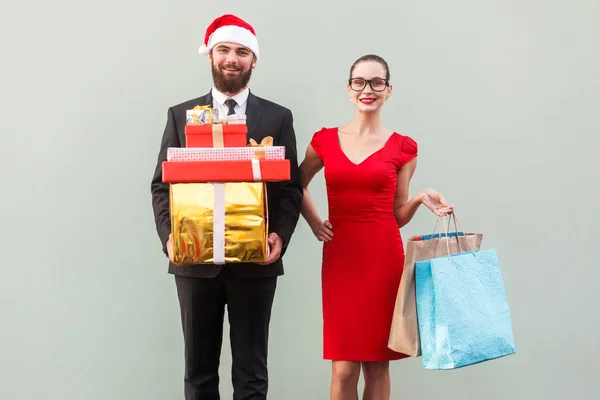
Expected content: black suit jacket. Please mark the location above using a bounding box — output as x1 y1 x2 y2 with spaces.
151 90 303 278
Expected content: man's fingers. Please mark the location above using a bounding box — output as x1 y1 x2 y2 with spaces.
264 251 280 265
262 257 273 265
261 253 274 265
262 239 282 265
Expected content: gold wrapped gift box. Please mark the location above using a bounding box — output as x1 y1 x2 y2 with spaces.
170 182 269 264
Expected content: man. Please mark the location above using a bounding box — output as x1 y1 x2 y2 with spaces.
150 14 303 400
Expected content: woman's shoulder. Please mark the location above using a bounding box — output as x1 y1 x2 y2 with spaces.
313 126 339 135
311 126 338 142
310 126 338 157
389 132 418 167
390 132 418 155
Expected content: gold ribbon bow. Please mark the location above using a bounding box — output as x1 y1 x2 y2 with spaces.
192 105 213 124
247 136 274 159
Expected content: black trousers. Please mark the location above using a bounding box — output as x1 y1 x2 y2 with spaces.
174 273 278 400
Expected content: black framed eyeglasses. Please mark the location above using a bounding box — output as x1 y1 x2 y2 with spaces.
348 78 389 92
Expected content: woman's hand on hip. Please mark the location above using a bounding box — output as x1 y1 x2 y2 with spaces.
312 220 333 242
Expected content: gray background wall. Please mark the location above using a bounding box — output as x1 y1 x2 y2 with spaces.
1 0 599 399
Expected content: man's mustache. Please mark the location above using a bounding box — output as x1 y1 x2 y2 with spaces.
220 64 242 71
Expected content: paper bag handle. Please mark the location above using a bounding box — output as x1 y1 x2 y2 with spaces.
434 212 477 260
431 213 461 249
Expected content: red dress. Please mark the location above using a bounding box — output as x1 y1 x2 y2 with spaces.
310 127 418 361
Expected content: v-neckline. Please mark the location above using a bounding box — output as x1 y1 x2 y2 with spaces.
336 128 396 166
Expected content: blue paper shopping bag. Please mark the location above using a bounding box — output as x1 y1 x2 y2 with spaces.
415 248 515 370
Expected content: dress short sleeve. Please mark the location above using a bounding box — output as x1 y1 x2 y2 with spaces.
310 127 328 160
398 135 418 167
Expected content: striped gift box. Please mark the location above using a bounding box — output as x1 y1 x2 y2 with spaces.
167 146 286 162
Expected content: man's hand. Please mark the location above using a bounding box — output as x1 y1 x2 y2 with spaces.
261 233 283 265
166 233 174 260
166 233 182 266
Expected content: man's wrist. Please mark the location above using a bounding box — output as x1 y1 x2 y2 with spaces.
270 231 282 241
270 231 286 247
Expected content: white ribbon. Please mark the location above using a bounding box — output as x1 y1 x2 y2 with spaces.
213 183 225 265
251 159 262 181
213 161 261 264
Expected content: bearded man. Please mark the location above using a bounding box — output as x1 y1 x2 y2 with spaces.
150 14 303 400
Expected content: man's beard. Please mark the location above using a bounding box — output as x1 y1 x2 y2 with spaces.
212 63 252 94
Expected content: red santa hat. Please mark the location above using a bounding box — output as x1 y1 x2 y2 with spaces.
198 14 259 60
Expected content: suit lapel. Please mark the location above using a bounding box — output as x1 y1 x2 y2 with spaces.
246 91 261 141
203 91 213 108
192 91 213 108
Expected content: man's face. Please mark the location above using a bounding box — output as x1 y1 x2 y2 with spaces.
209 42 256 95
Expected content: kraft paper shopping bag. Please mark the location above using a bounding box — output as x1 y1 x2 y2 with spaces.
388 214 482 356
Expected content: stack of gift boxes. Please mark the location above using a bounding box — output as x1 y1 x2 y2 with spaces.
161 106 290 265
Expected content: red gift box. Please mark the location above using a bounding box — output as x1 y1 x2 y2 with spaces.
162 160 290 183
184 124 247 148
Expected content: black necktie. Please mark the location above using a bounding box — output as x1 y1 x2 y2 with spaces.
224 98 237 116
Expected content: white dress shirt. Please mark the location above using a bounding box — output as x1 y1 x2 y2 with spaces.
211 86 249 117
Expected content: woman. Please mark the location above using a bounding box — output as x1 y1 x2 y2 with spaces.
299 54 454 399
